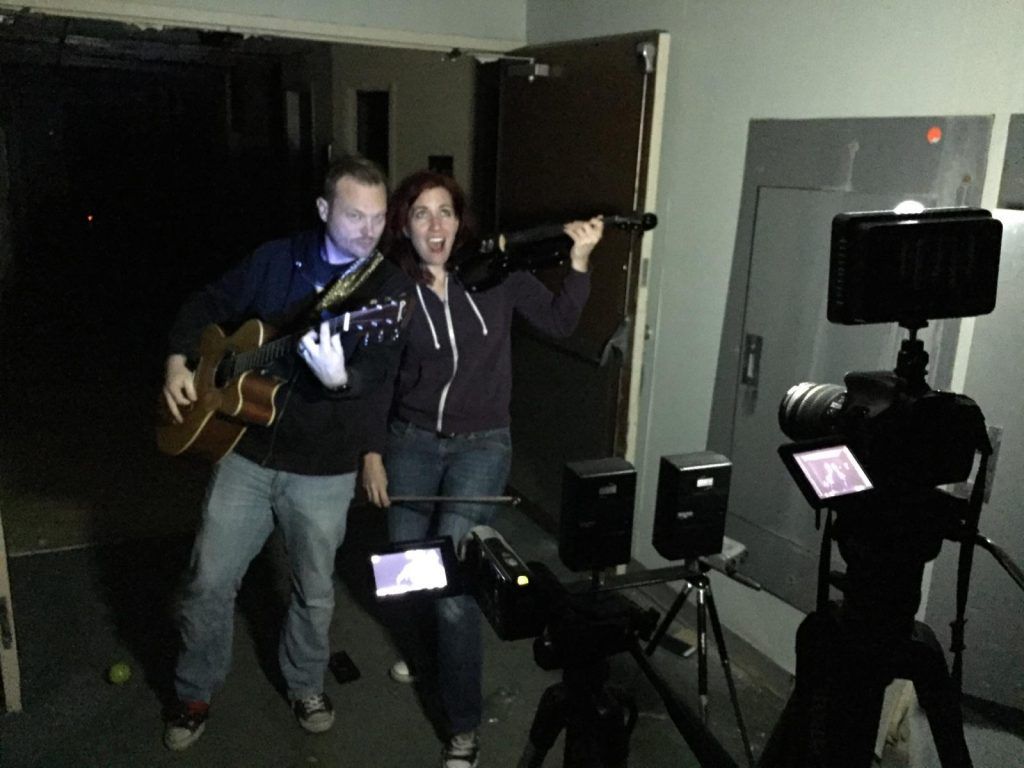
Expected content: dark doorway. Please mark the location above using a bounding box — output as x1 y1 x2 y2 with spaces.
356 89 390 175
0 16 323 553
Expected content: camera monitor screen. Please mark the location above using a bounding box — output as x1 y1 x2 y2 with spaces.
779 441 874 509
369 537 460 601
829 208 1001 325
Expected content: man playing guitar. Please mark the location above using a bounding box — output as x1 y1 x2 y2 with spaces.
160 155 411 751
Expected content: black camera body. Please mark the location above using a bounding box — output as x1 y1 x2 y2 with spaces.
460 527 657 659
780 369 988 491
461 526 546 641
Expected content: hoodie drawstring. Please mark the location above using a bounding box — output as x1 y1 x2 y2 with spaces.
463 291 488 336
415 284 441 350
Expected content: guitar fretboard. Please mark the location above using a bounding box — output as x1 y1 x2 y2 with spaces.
225 300 404 380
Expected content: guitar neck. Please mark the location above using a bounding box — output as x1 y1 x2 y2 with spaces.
231 332 295 377
226 303 400 379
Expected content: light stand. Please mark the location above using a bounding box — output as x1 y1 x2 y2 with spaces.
642 559 756 768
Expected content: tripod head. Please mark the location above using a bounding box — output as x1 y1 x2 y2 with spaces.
526 562 658 672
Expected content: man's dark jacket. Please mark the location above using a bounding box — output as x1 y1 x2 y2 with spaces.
167 229 412 475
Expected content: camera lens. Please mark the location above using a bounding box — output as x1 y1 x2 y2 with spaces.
778 382 846 440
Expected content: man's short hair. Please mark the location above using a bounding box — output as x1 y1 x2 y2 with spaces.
323 155 387 199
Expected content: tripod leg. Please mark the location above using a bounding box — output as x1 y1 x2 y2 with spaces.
518 683 568 768
697 585 709 723
705 586 756 768
644 581 694 655
630 641 741 768
903 623 973 768
761 608 885 768
564 685 634 768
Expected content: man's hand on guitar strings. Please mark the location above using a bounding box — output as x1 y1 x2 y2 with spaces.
299 320 349 390
163 354 197 424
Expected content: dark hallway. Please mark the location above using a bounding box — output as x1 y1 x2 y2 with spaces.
0 15 319 554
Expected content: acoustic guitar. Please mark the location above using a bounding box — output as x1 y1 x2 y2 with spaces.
156 296 410 462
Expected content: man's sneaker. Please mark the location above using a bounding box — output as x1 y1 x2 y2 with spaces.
389 659 417 683
442 730 480 768
293 692 335 733
163 700 209 751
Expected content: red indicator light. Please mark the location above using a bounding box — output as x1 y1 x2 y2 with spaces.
926 126 942 144
86 214 94 223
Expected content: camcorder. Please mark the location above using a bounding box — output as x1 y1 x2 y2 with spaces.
369 526 657 659
761 208 1008 768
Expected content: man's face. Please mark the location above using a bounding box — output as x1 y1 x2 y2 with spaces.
317 177 387 263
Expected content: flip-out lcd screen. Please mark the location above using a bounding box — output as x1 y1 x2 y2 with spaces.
369 537 459 600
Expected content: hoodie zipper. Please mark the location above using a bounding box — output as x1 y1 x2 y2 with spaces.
435 277 458 433
419 277 490 435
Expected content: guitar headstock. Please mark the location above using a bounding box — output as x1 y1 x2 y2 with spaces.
330 293 415 346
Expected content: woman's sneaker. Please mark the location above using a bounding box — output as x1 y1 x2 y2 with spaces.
163 700 209 751
292 692 335 733
442 730 480 768
389 659 417 683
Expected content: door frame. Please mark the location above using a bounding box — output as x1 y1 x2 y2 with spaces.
10 2 522 53
623 32 670 464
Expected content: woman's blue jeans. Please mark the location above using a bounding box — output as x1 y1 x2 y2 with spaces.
174 452 355 703
384 420 512 734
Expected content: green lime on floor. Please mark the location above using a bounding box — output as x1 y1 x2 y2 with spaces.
107 662 132 684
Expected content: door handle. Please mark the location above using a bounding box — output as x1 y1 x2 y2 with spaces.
741 333 763 387
599 316 632 367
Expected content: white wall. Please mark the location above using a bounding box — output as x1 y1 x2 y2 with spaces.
527 0 1024 672
9 0 525 49
330 43 477 195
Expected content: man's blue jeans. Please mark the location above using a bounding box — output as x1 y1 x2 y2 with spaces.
384 420 512 735
174 452 355 703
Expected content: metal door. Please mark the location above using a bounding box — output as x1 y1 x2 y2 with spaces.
494 32 668 525
709 116 993 611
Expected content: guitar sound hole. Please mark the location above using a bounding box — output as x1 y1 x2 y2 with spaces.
214 357 235 388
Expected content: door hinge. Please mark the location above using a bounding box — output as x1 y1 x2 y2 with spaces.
506 62 553 82
0 596 13 649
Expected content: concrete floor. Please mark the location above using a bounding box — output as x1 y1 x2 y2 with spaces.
1 504 783 768
4 501 1020 767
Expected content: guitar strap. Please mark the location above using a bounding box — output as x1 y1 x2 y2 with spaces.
311 251 385 318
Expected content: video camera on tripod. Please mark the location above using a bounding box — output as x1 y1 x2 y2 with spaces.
368 455 760 768
761 207 1024 768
